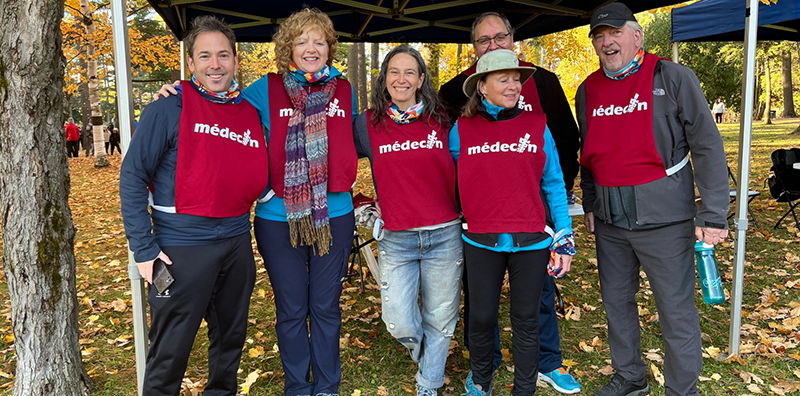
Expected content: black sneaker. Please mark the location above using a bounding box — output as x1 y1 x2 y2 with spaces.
593 373 650 396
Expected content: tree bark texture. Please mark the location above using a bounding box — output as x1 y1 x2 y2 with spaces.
357 43 367 112
783 51 796 118
347 43 360 111
0 1 93 395
79 0 109 168
371 42 379 99
764 59 772 124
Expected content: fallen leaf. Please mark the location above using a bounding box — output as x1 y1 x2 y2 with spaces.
239 370 260 394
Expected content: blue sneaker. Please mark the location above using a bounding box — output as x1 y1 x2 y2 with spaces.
538 367 581 394
566 191 578 205
463 371 491 395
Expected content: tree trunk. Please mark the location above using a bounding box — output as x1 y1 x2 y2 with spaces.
755 62 764 120
456 44 463 70
347 43 360 111
425 43 441 90
764 59 772 124
357 43 367 112
0 1 93 395
783 50 796 118
370 42 379 102
79 0 109 168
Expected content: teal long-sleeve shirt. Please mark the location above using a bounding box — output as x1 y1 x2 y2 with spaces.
449 100 573 252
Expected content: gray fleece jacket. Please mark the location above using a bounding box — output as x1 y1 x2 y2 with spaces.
576 59 729 230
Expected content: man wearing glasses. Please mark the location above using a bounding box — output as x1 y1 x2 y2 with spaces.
439 11 582 395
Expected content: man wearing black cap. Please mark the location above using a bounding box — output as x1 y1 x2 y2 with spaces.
576 3 729 396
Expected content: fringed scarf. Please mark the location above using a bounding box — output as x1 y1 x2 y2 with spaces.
282 72 338 255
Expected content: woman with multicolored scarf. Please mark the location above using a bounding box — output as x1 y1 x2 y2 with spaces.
352 45 461 396
241 8 357 396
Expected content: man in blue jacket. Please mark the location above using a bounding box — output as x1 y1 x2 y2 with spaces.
120 16 269 396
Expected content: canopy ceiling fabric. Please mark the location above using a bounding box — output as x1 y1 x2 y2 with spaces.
672 0 800 42
148 0 682 43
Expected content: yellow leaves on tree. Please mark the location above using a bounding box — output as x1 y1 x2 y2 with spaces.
61 0 179 97
536 25 596 106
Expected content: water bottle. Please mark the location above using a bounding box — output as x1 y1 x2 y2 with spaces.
694 241 725 304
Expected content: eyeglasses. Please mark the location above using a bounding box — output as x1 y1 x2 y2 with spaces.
475 32 512 48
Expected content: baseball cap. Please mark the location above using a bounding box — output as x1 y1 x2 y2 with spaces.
589 2 637 36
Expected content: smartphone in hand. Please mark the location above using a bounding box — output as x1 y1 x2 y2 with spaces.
152 258 174 294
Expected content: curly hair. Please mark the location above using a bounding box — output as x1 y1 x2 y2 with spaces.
272 7 338 73
369 45 449 131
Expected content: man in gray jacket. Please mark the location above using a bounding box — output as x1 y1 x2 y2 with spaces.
576 3 729 396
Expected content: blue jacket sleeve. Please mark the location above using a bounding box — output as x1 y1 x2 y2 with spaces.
541 126 573 235
119 97 178 263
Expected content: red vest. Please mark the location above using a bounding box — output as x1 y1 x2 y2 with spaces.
580 53 666 187
463 59 544 114
175 82 269 217
366 111 459 231
267 73 357 197
457 112 547 234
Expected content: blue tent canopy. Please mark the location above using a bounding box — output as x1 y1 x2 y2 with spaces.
672 0 800 42
147 0 683 43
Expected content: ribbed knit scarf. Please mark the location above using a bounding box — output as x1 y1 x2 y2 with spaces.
282 73 338 255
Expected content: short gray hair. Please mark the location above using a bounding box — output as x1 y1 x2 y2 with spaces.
470 12 514 44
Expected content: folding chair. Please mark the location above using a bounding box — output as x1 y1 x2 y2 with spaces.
768 148 800 229
728 166 760 229
349 193 380 291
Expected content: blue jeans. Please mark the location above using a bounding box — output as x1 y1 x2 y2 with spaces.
377 222 463 390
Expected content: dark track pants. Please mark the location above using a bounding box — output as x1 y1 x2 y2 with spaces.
595 220 701 396
254 212 354 396
143 232 256 396
464 244 548 396
464 268 562 374
538 275 562 373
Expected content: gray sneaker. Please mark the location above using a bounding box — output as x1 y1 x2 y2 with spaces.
593 373 650 396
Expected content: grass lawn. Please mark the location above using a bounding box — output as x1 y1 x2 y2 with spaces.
1 119 799 395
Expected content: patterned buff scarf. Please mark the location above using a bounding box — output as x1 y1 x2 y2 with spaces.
386 101 424 124
604 48 646 81
289 62 331 84
190 74 240 104
282 72 338 255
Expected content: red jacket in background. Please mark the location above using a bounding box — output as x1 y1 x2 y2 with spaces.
65 123 80 141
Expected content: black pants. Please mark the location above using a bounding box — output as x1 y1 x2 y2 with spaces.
66 141 80 157
714 113 723 123
143 232 256 396
465 244 548 396
109 141 121 155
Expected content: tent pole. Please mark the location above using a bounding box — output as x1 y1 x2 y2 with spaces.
727 0 759 359
110 1 148 393
672 42 679 64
